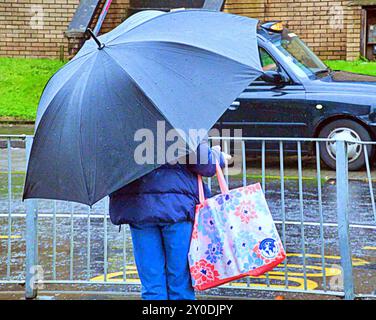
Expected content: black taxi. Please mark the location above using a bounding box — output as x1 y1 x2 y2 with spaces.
218 22 376 170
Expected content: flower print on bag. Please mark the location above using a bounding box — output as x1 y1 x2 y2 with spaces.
215 193 241 212
190 259 220 287
198 207 218 239
242 252 264 273
191 220 199 240
234 200 257 223
205 238 224 264
214 194 228 211
244 183 262 196
232 230 257 259
189 180 287 289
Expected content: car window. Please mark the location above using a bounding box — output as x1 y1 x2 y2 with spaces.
259 48 278 72
250 47 293 85
252 48 280 84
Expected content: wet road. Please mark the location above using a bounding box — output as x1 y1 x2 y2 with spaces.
0 146 375 299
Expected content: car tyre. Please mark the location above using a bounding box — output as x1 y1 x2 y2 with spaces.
318 119 374 171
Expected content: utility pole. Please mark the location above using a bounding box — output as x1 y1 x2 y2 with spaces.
202 0 226 11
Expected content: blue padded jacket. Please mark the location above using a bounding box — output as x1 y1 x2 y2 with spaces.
109 141 223 225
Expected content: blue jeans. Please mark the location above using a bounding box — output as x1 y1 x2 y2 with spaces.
130 221 195 300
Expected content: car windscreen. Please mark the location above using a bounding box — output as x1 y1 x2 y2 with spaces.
273 30 328 78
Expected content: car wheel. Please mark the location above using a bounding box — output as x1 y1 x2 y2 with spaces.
318 119 374 171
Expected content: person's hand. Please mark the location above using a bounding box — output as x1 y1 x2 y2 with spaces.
222 152 232 163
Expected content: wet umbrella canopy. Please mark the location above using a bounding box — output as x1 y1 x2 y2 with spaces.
23 10 263 206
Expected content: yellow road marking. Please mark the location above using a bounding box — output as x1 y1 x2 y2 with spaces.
91 270 318 290
269 264 342 278
90 253 371 291
285 253 369 267
363 246 376 251
90 264 329 291
230 276 318 290
0 235 21 239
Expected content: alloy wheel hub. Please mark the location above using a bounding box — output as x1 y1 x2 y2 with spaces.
326 128 362 163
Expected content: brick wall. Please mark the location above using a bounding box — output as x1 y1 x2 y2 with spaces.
225 0 266 20
0 0 129 59
225 0 362 61
97 0 129 34
345 4 362 61
0 0 362 60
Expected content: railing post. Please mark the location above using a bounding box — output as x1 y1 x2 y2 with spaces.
336 140 355 300
24 136 38 299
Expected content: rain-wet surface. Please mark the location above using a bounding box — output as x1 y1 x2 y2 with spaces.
0 142 375 300
0 124 34 136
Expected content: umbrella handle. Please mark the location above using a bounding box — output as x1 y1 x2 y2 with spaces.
86 28 105 50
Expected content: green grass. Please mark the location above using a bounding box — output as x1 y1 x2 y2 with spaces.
325 60 376 77
0 57 376 121
0 57 65 120
0 173 25 198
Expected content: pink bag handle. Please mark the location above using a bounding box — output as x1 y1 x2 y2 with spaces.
198 161 229 204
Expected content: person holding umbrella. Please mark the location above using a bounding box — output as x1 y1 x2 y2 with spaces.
23 10 263 299
110 140 228 300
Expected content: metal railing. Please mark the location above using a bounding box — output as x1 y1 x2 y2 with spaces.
0 135 375 300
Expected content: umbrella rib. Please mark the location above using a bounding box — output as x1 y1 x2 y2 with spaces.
100 60 161 139
117 42 228 101
68 49 96 64
104 41 261 140
104 9 206 47
113 44 226 130
24 88 72 201
40 56 98 205
107 39 261 73
36 52 95 128
76 53 101 205
101 50 175 132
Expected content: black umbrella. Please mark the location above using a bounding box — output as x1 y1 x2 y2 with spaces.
23 10 263 206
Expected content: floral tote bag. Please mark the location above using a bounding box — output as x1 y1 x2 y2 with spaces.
188 162 286 291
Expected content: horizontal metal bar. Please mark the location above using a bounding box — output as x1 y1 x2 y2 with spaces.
3 134 376 145
0 135 321 142
0 281 25 284
0 290 136 299
355 294 376 299
2 134 332 142
262 220 376 230
1 213 374 229
219 286 344 297
35 289 345 299
209 137 337 142
0 289 354 300
31 281 345 297
209 137 376 145
0 134 29 139
0 134 370 144
0 213 109 219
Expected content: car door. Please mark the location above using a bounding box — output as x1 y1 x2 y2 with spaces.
219 47 310 152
